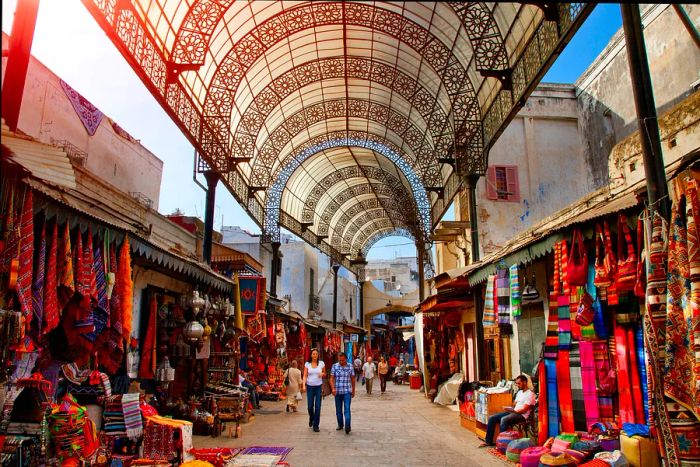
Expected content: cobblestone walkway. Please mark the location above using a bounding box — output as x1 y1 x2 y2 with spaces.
194 383 508 467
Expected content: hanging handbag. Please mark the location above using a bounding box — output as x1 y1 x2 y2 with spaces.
522 273 540 301
593 222 616 288
615 214 637 292
567 229 588 286
634 217 646 298
575 291 595 326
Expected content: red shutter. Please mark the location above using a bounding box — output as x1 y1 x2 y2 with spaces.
486 166 498 200
505 166 519 202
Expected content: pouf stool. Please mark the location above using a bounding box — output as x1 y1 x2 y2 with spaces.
506 438 535 463
620 433 660 467
571 441 602 460
496 430 521 453
538 451 577 467
594 450 629 467
520 446 550 467
563 448 587 465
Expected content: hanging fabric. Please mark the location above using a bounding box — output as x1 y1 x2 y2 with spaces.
626 326 645 424
118 237 134 340
641 211 680 465
538 358 549 445
16 189 34 321
483 274 496 327
509 264 521 318
634 324 649 424
568 229 588 286
616 214 638 292
496 267 512 335
579 340 599 431
32 221 46 337
614 315 635 424
43 222 60 334
57 223 74 310
138 295 157 379
556 241 575 433
569 342 587 431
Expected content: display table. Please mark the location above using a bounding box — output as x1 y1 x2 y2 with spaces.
474 390 512 439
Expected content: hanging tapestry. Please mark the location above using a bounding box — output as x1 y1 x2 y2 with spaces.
509 264 521 318
16 189 34 320
32 222 46 337
57 223 74 309
59 79 104 136
496 268 512 334
246 313 265 342
239 277 263 314
118 237 133 339
579 340 599 431
139 296 157 379
44 222 60 334
569 342 587 432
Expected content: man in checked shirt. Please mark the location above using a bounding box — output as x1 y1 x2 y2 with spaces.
330 351 356 434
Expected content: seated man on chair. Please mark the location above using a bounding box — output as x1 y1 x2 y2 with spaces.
479 375 536 447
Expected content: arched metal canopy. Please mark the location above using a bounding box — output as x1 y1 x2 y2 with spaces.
83 0 591 272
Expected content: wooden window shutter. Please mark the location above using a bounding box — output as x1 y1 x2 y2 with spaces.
486 166 498 200
505 166 520 202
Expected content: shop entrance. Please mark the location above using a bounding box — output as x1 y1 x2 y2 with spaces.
516 303 546 376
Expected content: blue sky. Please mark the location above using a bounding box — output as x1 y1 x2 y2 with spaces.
2 2 623 261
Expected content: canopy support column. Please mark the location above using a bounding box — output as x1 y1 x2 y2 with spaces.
270 242 281 297
417 244 425 302
621 4 670 220
359 280 365 329
464 175 481 262
202 170 219 265
332 264 340 328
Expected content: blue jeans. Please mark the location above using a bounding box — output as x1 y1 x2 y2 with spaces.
485 412 525 444
307 385 322 428
334 392 352 428
241 381 259 408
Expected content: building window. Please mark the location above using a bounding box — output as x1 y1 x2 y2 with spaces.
486 165 519 202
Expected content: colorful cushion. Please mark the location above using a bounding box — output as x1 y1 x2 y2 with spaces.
571 440 601 459
539 451 577 467
521 446 550 467
563 448 587 465
551 438 572 453
506 438 535 463
557 433 581 443
496 430 521 453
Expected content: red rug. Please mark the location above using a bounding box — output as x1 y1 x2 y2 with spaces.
487 447 511 463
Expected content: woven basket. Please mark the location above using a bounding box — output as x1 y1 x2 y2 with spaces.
505 438 535 463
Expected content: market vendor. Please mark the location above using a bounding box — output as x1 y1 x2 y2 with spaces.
393 359 407 384
478 375 536 448
238 371 261 410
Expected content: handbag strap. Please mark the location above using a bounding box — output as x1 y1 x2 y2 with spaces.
570 229 585 264
595 224 604 266
560 239 569 294
553 241 561 296
617 214 635 260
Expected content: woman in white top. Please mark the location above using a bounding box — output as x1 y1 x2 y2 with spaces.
303 348 326 432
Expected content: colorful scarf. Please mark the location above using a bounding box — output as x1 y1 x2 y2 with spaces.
626 325 645 424
579 340 600 431
545 357 560 437
32 222 46 337
43 222 60 334
635 324 649 424
569 342 586 432
16 189 34 320
121 392 143 440
57 223 75 309
614 316 635 424
118 238 133 339
496 268 512 334
509 264 521 318
483 274 496 326
538 358 549 445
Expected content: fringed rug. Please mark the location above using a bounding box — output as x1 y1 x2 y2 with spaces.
225 454 282 467
240 446 292 460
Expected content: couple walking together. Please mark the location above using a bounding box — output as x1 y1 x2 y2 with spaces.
359 356 390 394
302 349 355 433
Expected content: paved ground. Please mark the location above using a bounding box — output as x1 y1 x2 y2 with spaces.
194 383 507 467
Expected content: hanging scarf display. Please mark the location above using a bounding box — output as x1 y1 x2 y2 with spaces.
538 358 549 445
483 274 496 326
634 324 649 424
121 393 143 440
43 222 60 334
613 315 635 424
578 340 599 431
57 223 75 309
32 222 46 337
0 186 18 277
625 325 645 424
16 189 34 321
496 268 512 334
84 244 109 343
509 264 521 318
118 237 133 339
569 342 586 432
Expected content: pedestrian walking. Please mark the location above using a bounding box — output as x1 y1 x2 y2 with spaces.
303 348 326 432
353 355 362 382
362 356 376 395
330 352 356 434
378 356 389 393
283 360 303 413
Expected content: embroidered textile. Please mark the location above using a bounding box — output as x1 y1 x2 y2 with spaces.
483 275 496 326
59 79 104 135
44 223 60 334
569 342 587 432
16 190 34 320
32 223 46 337
634 325 650 424
58 223 74 309
579 340 600 431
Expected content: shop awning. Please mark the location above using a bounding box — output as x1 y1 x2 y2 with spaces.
420 298 468 314
2 129 76 189
211 242 263 275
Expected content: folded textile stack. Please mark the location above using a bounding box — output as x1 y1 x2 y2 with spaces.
103 395 127 436
48 394 99 462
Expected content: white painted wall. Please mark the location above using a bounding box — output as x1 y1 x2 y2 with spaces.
1 33 164 209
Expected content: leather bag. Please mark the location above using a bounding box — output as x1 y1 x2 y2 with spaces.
593 222 616 288
575 291 595 326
